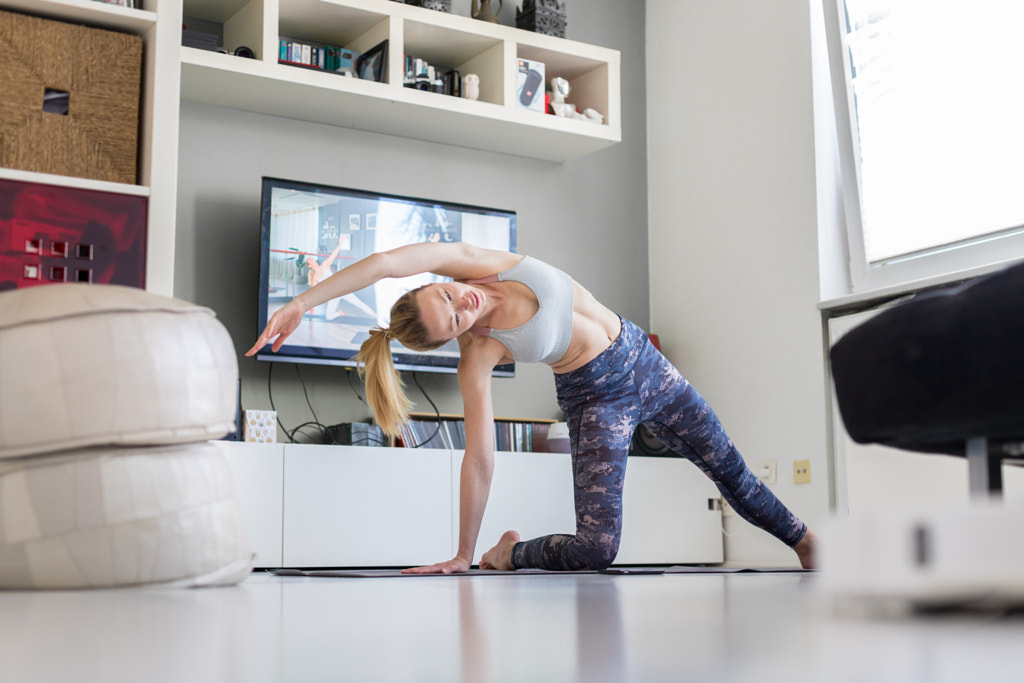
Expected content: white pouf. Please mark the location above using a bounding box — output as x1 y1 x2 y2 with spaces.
0 284 238 459
0 442 252 589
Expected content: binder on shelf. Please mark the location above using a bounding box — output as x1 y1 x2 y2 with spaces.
403 414 555 452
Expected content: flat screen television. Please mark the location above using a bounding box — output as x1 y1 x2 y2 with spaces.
256 177 517 376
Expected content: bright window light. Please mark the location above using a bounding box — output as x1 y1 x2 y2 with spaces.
842 0 1024 264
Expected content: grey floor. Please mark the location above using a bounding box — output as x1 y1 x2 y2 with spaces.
2 570 1023 683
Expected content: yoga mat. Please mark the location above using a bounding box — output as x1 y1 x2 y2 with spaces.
269 566 810 578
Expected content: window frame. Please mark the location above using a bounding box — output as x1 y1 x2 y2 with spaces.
821 0 1024 297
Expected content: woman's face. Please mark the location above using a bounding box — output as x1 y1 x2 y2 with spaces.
417 282 486 343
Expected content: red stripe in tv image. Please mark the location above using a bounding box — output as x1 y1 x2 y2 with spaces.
0 178 147 292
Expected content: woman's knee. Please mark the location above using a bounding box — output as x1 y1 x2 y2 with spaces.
572 536 620 570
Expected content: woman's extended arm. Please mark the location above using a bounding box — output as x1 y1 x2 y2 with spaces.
246 242 518 356
401 341 506 574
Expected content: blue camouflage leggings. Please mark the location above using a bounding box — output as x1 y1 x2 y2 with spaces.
510 318 807 571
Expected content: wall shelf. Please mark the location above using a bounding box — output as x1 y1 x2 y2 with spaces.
179 0 621 162
0 167 151 197
0 0 180 296
0 0 156 33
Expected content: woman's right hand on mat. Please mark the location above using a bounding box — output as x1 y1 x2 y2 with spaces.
401 556 471 575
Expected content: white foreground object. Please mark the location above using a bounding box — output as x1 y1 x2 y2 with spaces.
818 500 1024 611
0 284 238 459
0 442 252 589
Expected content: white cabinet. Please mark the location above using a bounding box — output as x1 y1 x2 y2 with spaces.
282 444 452 566
223 442 286 566
617 457 724 565
453 451 723 565
179 0 620 162
453 450 577 564
224 442 724 568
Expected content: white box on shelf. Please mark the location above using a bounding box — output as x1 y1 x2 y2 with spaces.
516 58 546 112
244 410 277 443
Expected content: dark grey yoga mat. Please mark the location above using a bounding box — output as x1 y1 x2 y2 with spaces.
269 566 809 578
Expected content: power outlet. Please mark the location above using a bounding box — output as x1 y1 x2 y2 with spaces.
757 459 777 484
794 459 811 484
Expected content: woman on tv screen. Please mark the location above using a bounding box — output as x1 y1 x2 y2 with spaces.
247 241 817 574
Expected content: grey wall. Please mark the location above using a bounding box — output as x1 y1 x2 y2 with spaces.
174 0 647 439
646 0 830 565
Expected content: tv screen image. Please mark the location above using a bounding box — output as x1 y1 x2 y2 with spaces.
257 177 517 376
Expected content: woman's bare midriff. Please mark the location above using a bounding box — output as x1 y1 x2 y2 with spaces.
549 282 623 374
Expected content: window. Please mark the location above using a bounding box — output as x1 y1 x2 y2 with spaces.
826 0 1024 293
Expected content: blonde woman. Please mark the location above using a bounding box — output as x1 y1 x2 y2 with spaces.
247 242 816 573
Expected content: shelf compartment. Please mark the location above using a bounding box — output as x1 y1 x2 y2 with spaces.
279 0 390 55
183 0 266 59
403 19 506 106
517 43 613 127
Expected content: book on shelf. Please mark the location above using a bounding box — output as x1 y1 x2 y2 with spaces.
400 414 555 452
279 37 359 77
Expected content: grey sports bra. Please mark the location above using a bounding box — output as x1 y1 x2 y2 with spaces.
466 256 574 364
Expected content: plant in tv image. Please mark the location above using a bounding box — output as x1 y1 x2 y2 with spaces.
256 178 517 376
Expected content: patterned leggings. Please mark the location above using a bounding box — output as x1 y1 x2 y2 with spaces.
510 318 807 571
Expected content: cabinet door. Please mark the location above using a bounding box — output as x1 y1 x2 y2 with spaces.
221 442 286 567
617 457 723 564
453 451 576 565
454 451 723 566
283 445 452 567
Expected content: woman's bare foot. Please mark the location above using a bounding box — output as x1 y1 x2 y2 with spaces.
794 529 817 570
480 530 520 570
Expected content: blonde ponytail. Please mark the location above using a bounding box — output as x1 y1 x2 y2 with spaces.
356 327 413 439
355 287 448 440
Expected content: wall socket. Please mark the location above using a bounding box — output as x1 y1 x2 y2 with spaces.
757 460 777 484
794 459 811 484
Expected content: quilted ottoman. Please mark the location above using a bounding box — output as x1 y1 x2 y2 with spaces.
0 284 251 588
0 284 238 459
0 443 251 589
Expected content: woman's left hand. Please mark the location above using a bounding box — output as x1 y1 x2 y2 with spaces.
401 556 471 575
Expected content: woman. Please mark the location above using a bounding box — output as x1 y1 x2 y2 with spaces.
247 242 817 573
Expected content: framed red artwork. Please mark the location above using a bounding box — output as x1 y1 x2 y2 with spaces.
0 178 148 292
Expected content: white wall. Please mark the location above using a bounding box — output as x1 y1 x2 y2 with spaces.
646 0 831 564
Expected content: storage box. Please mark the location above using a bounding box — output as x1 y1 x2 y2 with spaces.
516 59 546 112
0 177 148 291
0 9 143 184
244 411 278 443
516 0 567 38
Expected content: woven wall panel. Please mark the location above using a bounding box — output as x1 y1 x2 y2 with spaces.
0 9 142 184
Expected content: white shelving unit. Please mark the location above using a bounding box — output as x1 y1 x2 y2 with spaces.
0 0 183 297
179 0 621 162
1 0 619 296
